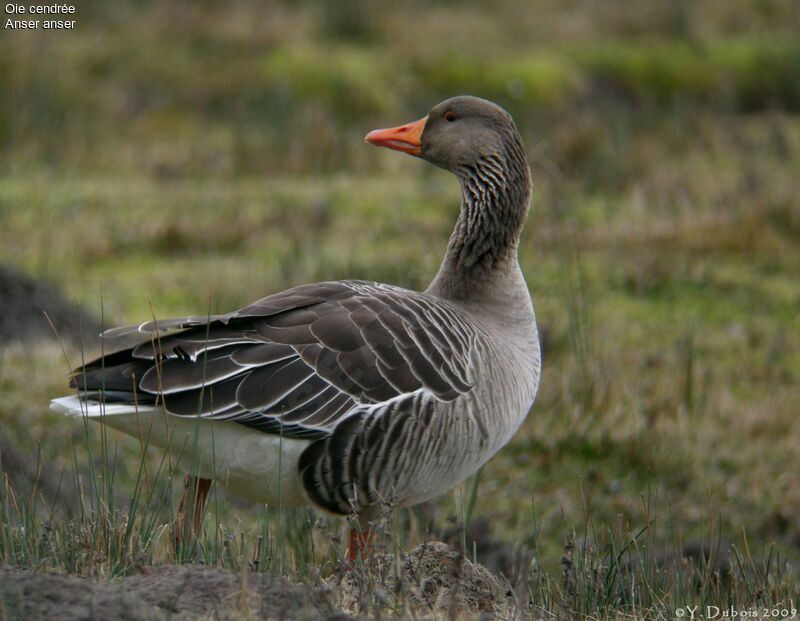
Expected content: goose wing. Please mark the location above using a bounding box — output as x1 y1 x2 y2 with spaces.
70 281 477 440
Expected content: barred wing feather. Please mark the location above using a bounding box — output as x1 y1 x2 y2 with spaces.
70 281 477 441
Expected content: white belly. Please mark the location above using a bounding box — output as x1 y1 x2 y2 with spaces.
51 397 311 507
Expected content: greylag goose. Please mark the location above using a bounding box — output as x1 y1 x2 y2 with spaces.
51 96 541 558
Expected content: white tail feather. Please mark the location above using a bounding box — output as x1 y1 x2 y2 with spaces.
50 395 156 417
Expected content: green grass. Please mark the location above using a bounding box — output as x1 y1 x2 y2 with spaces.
1 162 798 616
1 0 800 618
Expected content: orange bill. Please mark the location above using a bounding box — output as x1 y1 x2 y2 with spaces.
364 116 427 156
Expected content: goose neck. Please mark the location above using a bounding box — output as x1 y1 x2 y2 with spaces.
427 151 531 304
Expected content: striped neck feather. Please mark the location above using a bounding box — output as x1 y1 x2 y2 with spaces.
428 143 531 301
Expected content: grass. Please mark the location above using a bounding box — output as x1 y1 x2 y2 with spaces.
1 0 800 618
1 396 797 618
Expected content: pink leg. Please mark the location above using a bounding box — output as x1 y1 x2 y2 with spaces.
175 475 212 546
347 526 374 561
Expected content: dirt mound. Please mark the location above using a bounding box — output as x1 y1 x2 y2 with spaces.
1 543 515 620
0 566 159 621
0 264 100 347
334 541 519 620
0 564 341 620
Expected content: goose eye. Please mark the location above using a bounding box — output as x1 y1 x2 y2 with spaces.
444 111 457 123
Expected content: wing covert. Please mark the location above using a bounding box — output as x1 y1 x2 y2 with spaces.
70 281 477 439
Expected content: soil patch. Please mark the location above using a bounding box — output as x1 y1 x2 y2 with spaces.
0 564 341 620
1 542 513 620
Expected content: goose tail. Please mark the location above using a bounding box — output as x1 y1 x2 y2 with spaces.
50 394 155 418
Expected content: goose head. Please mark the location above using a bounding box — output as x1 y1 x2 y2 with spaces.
366 96 531 293
364 95 526 176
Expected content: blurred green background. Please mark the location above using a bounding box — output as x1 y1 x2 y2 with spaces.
1 0 799 575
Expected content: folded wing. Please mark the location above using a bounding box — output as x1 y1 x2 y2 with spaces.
70 281 477 440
